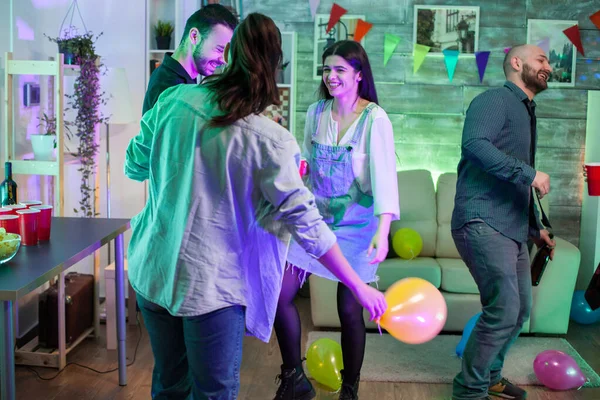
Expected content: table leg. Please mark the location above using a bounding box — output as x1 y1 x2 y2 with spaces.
1 300 16 400
115 233 127 386
58 271 66 369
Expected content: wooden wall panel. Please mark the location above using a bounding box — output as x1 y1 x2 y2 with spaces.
245 0 600 246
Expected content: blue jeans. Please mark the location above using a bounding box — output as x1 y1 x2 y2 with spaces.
137 295 245 400
451 221 531 399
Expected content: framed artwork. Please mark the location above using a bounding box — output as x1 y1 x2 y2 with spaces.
413 5 480 56
313 13 365 80
527 19 577 87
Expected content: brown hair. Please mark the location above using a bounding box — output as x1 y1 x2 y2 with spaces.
318 40 378 104
203 13 282 127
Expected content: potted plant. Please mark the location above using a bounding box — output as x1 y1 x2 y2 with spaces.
45 28 100 65
46 29 107 217
31 113 58 161
154 20 174 50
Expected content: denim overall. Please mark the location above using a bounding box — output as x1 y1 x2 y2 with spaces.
287 100 379 283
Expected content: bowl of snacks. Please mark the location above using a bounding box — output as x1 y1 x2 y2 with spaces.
0 228 21 264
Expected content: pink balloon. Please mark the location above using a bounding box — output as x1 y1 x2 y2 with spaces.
533 350 586 390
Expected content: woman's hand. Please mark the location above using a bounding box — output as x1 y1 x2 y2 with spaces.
368 230 389 264
353 283 387 321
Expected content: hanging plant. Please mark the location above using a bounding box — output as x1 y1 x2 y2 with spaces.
46 28 108 217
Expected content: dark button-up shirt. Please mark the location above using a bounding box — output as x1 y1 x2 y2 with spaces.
142 54 195 115
451 81 541 243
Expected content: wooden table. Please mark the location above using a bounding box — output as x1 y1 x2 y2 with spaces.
0 217 131 400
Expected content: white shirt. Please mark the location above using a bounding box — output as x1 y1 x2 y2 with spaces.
302 101 400 220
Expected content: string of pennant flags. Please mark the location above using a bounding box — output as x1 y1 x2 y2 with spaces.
310 1 600 83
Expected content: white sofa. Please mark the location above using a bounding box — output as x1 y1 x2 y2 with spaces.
309 170 581 334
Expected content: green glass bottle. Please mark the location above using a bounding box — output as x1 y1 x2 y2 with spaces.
0 162 18 206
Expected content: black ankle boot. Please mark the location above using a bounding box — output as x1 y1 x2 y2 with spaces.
273 364 316 400
338 370 359 400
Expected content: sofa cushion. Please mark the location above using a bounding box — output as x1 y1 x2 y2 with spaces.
436 172 461 259
389 169 437 258
438 257 479 294
376 257 441 291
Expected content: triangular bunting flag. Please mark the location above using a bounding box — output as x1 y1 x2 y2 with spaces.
326 3 347 33
536 37 550 55
443 49 459 82
354 19 373 42
590 10 600 31
504 47 511 54
563 24 585 57
413 44 430 74
384 33 401 66
309 0 320 20
475 51 490 83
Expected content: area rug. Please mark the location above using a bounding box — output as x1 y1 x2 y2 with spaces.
306 332 600 387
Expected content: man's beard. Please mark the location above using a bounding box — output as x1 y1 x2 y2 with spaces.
521 63 549 94
192 45 210 77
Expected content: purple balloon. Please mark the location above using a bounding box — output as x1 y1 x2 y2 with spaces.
533 350 586 390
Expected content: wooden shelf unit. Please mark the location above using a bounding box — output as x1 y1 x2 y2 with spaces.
4 52 66 216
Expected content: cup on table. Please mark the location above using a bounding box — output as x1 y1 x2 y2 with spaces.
20 200 43 209
30 205 53 241
0 215 19 234
0 207 12 216
6 204 26 215
16 208 40 246
585 163 600 196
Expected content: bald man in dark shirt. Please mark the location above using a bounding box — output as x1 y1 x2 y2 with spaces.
451 44 556 400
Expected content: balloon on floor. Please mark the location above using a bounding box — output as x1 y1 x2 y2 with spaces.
533 350 586 390
379 277 447 344
392 228 423 260
305 338 343 391
456 312 482 358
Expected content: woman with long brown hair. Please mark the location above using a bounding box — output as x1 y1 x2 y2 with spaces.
125 14 386 399
274 40 399 400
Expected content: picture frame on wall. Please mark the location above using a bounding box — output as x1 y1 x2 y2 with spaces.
202 0 242 20
413 5 480 56
313 14 365 80
527 19 576 87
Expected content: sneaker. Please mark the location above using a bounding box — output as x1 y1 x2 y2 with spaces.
338 370 359 400
273 364 316 400
489 378 527 399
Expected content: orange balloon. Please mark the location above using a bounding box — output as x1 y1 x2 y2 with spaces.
379 277 447 344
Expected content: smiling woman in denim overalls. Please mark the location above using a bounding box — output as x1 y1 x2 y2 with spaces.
273 41 400 400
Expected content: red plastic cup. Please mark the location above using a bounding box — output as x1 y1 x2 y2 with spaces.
586 163 600 196
0 215 19 235
299 159 308 178
16 209 40 246
6 204 26 215
30 205 53 241
0 207 12 216
20 200 43 208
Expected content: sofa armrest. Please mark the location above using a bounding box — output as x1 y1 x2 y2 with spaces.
529 237 581 334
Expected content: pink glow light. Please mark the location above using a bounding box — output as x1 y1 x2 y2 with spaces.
15 17 34 41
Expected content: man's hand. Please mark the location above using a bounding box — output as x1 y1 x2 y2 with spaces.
583 164 588 182
533 229 556 260
532 171 550 198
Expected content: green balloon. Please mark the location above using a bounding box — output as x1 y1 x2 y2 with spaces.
306 338 343 391
392 228 423 260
